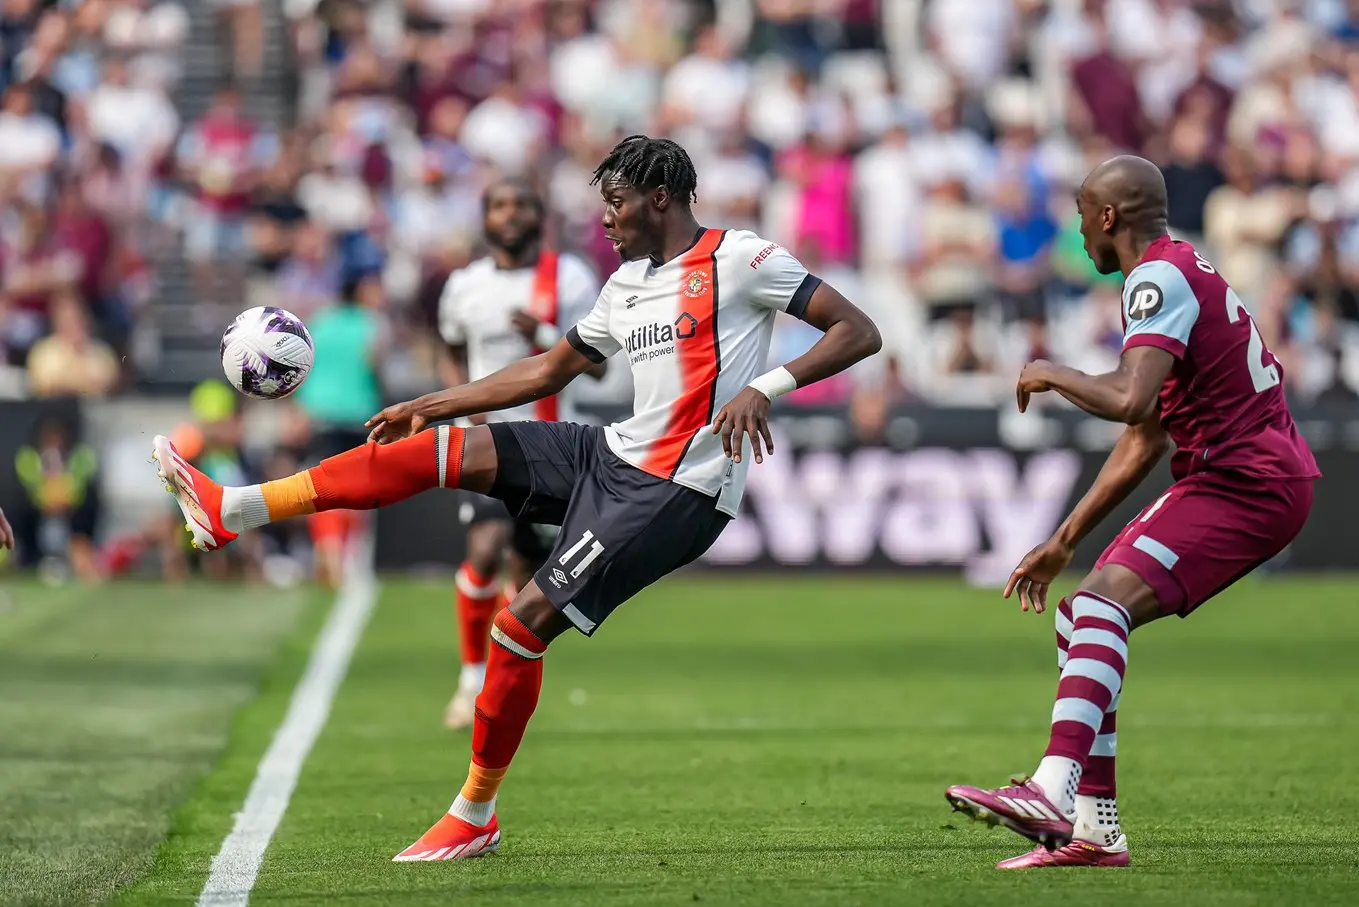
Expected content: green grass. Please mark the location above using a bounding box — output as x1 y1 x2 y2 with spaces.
9 574 1359 906
0 579 317 907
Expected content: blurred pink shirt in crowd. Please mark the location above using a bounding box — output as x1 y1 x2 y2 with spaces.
780 144 856 265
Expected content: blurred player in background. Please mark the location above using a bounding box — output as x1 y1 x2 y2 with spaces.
0 506 11 549
295 272 388 588
151 135 882 860
12 414 102 583
946 156 1319 868
436 179 605 730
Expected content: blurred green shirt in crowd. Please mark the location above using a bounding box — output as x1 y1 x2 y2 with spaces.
295 295 383 430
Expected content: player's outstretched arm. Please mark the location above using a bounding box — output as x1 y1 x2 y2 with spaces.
366 339 596 443
1017 346 1174 424
713 281 881 463
1005 416 1169 613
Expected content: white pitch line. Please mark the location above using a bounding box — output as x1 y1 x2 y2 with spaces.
197 530 378 907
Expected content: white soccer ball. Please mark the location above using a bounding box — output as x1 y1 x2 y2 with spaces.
220 306 314 399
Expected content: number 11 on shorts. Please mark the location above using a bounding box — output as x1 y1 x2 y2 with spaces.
559 529 606 579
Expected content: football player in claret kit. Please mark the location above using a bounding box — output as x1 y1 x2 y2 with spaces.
437 179 606 731
150 135 882 860
945 156 1320 868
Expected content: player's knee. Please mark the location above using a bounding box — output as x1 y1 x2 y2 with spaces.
1078 564 1164 630
506 583 572 646
459 426 499 494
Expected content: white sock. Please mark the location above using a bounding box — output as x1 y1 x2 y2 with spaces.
221 485 270 533
1074 794 1122 847
1031 755 1081 815
459 662 487 693
449 794 495 827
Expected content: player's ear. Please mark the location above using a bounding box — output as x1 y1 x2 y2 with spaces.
1101 204 1117 234
652 185 670 212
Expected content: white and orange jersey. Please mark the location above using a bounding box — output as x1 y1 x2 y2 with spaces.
567 228 819 516
439 251 601 423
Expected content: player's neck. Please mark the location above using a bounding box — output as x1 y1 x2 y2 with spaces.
649 214 704 267
491 242 541 271
1118 229 1170 277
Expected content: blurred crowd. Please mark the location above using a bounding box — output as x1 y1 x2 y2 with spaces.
235 0 1359 421
6 0 1359 414
9 0 1359 581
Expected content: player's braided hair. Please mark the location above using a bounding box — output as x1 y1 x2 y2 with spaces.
590 135 698 205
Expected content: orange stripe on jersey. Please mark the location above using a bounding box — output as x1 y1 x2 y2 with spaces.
640 228 726 480
529 250 561 422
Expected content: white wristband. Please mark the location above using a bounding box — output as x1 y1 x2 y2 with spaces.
533 322 561 351
748 365 797 400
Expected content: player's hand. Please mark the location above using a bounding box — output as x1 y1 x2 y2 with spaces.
1016 360 1056 413
510 310 540 340
365 401 428 444
0 506 12 550
712 387 774 464
1003 536 1074 614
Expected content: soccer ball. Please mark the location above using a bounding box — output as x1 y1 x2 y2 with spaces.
220 306 314 399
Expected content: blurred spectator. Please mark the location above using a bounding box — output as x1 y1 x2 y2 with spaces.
1069 5 1148 152
778 126 856 267
12 414 102 582
294 273 387 586
1161 114 1224 242
911 174 995 313
274 221 342 319
178 86 269 304
0 83 60 199
27 291 121 397
86 57 179 170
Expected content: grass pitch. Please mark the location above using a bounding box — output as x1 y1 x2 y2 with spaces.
4 573 1359 906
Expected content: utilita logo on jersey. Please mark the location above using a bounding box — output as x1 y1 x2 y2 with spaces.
626 312 698 363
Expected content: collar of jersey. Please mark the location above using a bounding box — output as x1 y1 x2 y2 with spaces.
647 227 708 269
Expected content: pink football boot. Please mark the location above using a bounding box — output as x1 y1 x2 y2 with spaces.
945 778 1074 850
996 835 1130 869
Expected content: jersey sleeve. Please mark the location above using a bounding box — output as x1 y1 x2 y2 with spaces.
436 269 467 346
1121 259 1200 359
737 232 822 320
566 280 621 364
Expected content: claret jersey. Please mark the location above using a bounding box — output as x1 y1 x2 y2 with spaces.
567 228 821 516
1121 235 1319 482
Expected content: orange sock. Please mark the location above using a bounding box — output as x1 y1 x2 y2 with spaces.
459 762 508 803
260 472 317 521
255 427 465 521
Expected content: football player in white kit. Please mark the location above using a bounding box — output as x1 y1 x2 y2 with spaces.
148 135 881 860
437 179 607 731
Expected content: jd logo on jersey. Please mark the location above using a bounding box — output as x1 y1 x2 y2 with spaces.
1127 281 1164 320
625 312 699 362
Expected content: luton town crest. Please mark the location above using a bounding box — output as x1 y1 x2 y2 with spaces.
682 268 710 299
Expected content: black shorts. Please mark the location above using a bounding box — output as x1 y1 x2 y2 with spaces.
457 491 558 569
487 421 731 636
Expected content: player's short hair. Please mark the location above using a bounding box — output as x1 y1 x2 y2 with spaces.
590 134 698 206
